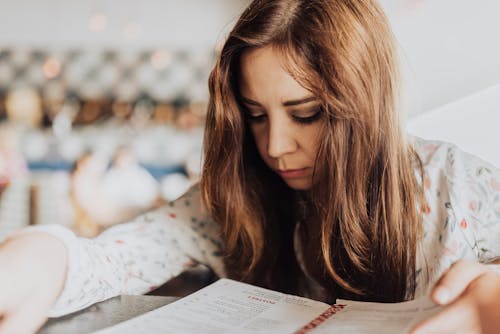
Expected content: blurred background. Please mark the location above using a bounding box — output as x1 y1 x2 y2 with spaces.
0 0 499 239
0 0 249 238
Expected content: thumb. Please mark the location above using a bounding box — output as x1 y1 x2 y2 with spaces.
410 294 478 334
432 260 487 305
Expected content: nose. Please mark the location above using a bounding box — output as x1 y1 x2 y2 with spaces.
267 117 297 159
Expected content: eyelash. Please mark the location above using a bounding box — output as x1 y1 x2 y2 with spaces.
245 108 323 125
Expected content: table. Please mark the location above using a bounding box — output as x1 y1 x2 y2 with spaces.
39 295 178 334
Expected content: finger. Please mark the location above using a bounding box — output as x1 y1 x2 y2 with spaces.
432 260 487 305
0 303 49 334
410 295 480 334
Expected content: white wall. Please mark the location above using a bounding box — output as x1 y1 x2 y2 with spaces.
407 83 500 167
380 0 500 116
0 0 248 51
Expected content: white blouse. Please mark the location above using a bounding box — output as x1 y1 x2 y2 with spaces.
12 137 500 317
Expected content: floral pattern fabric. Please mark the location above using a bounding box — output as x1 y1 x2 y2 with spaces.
413 137 500 297
15 137 500 316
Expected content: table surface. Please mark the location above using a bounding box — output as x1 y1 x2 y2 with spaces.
39 295 178 334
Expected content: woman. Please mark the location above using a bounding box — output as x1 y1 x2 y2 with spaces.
0 1 499 333
202 0 422 303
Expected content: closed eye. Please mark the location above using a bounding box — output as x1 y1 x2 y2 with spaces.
245 108 324 125
245 113 267 123
292 109 323 125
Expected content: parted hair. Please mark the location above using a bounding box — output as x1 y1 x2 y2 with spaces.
200 0 424 302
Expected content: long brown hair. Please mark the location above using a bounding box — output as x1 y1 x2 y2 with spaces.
201 0 423 302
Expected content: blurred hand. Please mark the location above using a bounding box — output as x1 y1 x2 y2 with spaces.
0 233 68 334
410 260 500 334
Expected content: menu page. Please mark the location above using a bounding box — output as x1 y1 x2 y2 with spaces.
296 296 442 334
93 279 330 334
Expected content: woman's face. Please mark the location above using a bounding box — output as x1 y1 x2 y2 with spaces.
239 46 324 190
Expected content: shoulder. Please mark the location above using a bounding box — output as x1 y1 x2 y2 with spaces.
412 136 500 295
154 182 209 221
162 183 221 237
168 182 202 207
410 135 495 181
410 138 471 272
410 136 459 167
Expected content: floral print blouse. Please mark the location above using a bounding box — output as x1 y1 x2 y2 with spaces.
14 137 500 317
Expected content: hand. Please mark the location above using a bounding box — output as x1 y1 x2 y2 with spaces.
410 260 500 334
0 233 68 334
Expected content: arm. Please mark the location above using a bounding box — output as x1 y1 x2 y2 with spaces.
54 184 224 316
3 184 225 319
0 232 67 333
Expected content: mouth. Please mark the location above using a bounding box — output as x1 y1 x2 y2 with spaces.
277 167 310 179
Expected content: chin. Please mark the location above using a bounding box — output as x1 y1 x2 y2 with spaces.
283 179 312 191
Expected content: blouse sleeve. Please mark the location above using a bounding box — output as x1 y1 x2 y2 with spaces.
10 184 225 317
444 144 500 263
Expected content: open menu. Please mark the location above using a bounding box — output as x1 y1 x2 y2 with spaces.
93 278 441 334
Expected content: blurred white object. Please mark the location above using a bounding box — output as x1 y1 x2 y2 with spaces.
102 148 159 208
72 149 159 228
21 130 50 161
185 150 202 180
160 173 190 201
58 134 85 162
407 83 500 167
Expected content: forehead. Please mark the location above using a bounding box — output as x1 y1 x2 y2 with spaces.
238 46 312 100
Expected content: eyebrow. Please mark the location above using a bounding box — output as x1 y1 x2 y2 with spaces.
240 96 318 107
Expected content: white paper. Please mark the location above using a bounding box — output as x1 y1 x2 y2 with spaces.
297 297 442 334
93 279 443 334
93 279 330 334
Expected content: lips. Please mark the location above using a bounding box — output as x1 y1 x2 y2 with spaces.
277 167 310 179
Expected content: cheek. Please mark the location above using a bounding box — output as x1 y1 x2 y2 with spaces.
301 126 322 157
